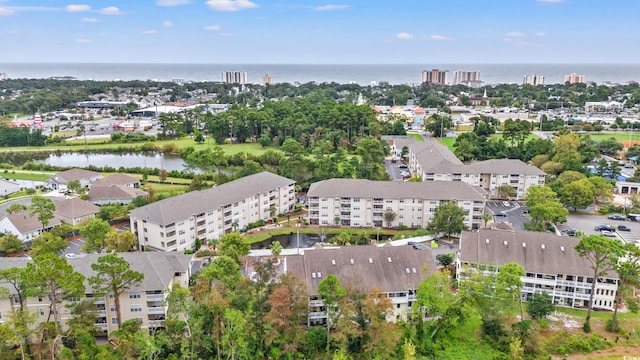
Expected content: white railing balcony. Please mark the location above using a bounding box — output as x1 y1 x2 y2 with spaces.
146 294 165 301
308 312 327 320
94 323 108 330
309 300 324 307
97 310 107 317
148 320 164 327
147 307 166 315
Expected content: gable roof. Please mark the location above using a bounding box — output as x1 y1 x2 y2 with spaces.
52 198 100 219
0 252 192 294
458 229 617 279
129 171 295 225
410 138 464 173
285 245 437 295
466 159 546 176
308 178 486 201
2 210 62 233
91 174 140 187
54 168 102 182
89 185 147 201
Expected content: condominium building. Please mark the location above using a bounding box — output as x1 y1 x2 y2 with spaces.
457 229 618 310
523 74 545 85
129 172 296 252
0 252 192 336
564 73 585 84
307 179 487 230
421 69 449 85
285 245 437 324
262 74 273 85
407 138 546 199
453 70 481 86
222 71 248 84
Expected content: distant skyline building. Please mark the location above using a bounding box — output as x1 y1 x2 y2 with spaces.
523 74 544 85
453 70 481 86
222 71 247 84
0 72 7 80
262 74 273 85
564 73 585 84
421 69 449 85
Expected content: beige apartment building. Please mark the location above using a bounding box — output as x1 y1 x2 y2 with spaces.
130 172 296 252
408 139 546 199
0 252 192 336
307 179 486 230
457 230 618 310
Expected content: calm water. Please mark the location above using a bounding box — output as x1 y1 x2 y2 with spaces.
35 152 193 172
1 63 639 85
251 233 332 250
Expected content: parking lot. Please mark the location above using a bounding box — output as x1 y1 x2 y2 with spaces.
557 213 640 244
384 159 409 181
486 200 529 230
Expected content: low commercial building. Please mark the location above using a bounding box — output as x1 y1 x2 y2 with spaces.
44 168 103 191
129 172 296 252
0 252 192 336
457 229 618 310
307 179 486 229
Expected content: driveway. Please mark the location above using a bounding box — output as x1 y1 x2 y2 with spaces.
384 159 408 181
486 200 528 230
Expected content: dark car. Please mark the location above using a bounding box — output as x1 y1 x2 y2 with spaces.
608 214 626 221
595 225 615 232
618 225 631 232
562 229 576 236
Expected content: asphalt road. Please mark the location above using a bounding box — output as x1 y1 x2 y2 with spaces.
384 159 408 181
486 200 528 230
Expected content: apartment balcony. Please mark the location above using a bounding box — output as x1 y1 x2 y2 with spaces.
146 293 165 301
148 320 164 327
196 220 206 227
94 323 108 331
308 311 327 320
148 307 166 315
97 310 107 317
309 299 324 307
86 297 106 305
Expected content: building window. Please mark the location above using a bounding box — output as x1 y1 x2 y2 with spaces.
40 308 45 316
130 305 143 312
129 292 141 299
111 317 118 324
110 305 116 312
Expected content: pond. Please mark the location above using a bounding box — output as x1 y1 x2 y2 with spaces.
34 152 194 172
251 232 333 250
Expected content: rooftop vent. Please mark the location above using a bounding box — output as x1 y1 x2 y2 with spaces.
485 239 490 244
368 258 373 263
503 240 508 246
350 259 355 265
387 257 392 263
331 259 336 266
541 244 545 250
522 242 526 248
560 246 565 252
405 268 410 274
312 273 316 279
317 272 322 278
412 268 417 273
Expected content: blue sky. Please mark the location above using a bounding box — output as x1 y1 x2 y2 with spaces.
0 0 637 64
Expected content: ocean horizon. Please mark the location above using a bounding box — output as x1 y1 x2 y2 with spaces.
1 63 639 86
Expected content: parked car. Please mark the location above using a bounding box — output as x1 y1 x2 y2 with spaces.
608 214 626 221
502 201 510 207
618 225 631 232
398 164 408 169
601 230 616 237
595 225 615 232
561 229 576 236
495 211 507 217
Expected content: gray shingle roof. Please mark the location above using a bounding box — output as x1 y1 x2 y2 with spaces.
2 210 62 233
91 174 140 187
52 198 100 218
458 229 617 278
285 245 437 295
129 172 295 225
466 159 546 176
88 185 147 201
308 178 486 201
410 138 464 173
55 168 102 182
0 252 192 294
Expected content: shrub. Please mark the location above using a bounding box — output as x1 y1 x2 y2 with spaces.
195 249 216 258
183 249 194 255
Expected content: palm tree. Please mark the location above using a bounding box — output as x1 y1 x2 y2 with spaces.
482 213 493 229
383 209 397 228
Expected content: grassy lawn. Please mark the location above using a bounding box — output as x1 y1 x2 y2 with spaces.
407 133 424 142
437 137 457 151
144 182 189 196
585 132 640 143
243 225 405 244
0 170 54 181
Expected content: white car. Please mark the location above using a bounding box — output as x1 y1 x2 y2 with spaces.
65 253 77 259
600 230 616 238
502 201 510 207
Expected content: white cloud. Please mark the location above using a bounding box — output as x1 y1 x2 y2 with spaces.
314 4 348 11
0 7 15 15
156 0 192 5
535 31 547 37
204 25 221 31
66 4 90 12
205 0 258 12
75 38 91 43
505 31 525 38
163 20 173 27
82 17 100 23
100 6 123 15
396 32 414 40
430 34 454 41
142 30 158 35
